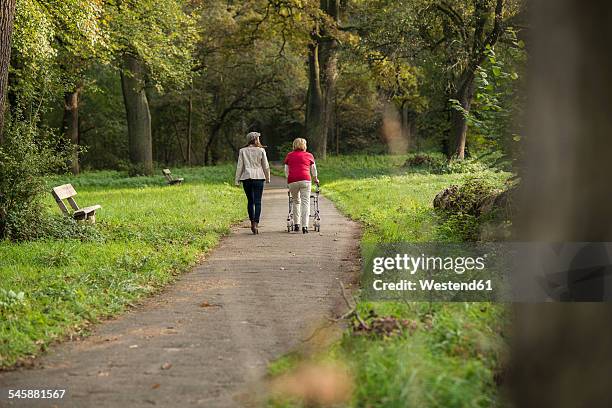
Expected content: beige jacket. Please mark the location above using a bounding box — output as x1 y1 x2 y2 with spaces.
235 146 271 184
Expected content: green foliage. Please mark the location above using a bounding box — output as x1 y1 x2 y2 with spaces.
454 40 527 161
0 121 69 241
433 175 509 242
109 0 197 89
0 165 244 368
10 0 110 110
437 176 499 215
341 303 505 407
276 141 294 160
403 153 493 175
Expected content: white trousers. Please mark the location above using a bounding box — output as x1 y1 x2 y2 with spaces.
288 180 311 227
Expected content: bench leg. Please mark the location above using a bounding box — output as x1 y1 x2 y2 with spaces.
75 213 96 224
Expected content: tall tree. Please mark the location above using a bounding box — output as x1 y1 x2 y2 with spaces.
62 83 82 174
306 0 341 159
110 0 196 174
121 54 152 173
0 0 16 142
446 0 506 159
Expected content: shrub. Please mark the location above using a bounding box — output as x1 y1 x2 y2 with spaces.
0 121 69 241
433 176 504 241
403 153 446 170
443 158 490 174
403 154 491 175
434 176 499 216
276 141 294 160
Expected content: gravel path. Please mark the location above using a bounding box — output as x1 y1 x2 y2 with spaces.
0 176 361 407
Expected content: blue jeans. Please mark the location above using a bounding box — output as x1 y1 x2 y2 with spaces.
242 179 265 223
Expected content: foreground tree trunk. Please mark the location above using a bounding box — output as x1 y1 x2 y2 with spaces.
120 54 153 175
510 1 612 406
0 0 17 143
305 0 340 159
63 85 82 174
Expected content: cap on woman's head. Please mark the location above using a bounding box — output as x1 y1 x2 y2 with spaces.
246 132 261 143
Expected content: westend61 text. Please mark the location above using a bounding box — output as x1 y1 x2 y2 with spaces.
373 279 493 292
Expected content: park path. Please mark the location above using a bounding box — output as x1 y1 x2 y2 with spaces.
0 176 361 408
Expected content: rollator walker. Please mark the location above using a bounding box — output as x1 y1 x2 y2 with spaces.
286 183 321 232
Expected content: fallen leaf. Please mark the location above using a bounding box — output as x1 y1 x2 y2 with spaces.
161 362 172 370
151 384 160 389
200 301 222 308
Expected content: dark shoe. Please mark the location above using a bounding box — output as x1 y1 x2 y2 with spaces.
302 227 308 234
255 222 259 234
250 221 257 235
293 224 300 232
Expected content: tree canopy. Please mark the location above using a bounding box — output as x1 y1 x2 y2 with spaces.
0 0 527 171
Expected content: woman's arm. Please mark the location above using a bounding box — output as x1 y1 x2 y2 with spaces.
284 164 289 178
261 149 271 183
234 150 244 185
310 162 319 184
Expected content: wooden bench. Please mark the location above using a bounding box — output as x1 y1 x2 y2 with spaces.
162 169 184 185
51 184 101 223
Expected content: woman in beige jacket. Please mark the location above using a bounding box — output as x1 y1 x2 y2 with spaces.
235 132 270 234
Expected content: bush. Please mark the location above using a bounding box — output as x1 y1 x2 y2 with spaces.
433 176 499 216
443 158 490 174
276 141 294 161
0 121 69 241
433 176 504 241
403 153 446 170
403 154 491 175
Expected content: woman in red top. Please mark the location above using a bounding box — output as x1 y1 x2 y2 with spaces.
283 138 319 233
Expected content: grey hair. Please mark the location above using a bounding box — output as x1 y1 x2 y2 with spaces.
246 132 261 143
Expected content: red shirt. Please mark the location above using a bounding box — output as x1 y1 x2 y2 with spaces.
284 150 315 184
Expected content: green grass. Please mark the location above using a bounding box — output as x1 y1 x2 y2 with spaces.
0 165 244 368
268 154 511 407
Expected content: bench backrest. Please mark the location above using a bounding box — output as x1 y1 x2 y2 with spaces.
162 169 173 180
51 184 80 214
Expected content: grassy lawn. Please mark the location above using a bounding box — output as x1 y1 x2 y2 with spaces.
268 154 511 407
0 166 244 368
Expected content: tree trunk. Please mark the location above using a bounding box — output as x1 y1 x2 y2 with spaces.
187 89 193 166
510 1 612 407
319 35 338 158
120 53 153 175
305 40 326 158
204 123 221 166
401 103 417 151
0 0 16 143
451 76 475 159
305 0 340 159
63 85 82 174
